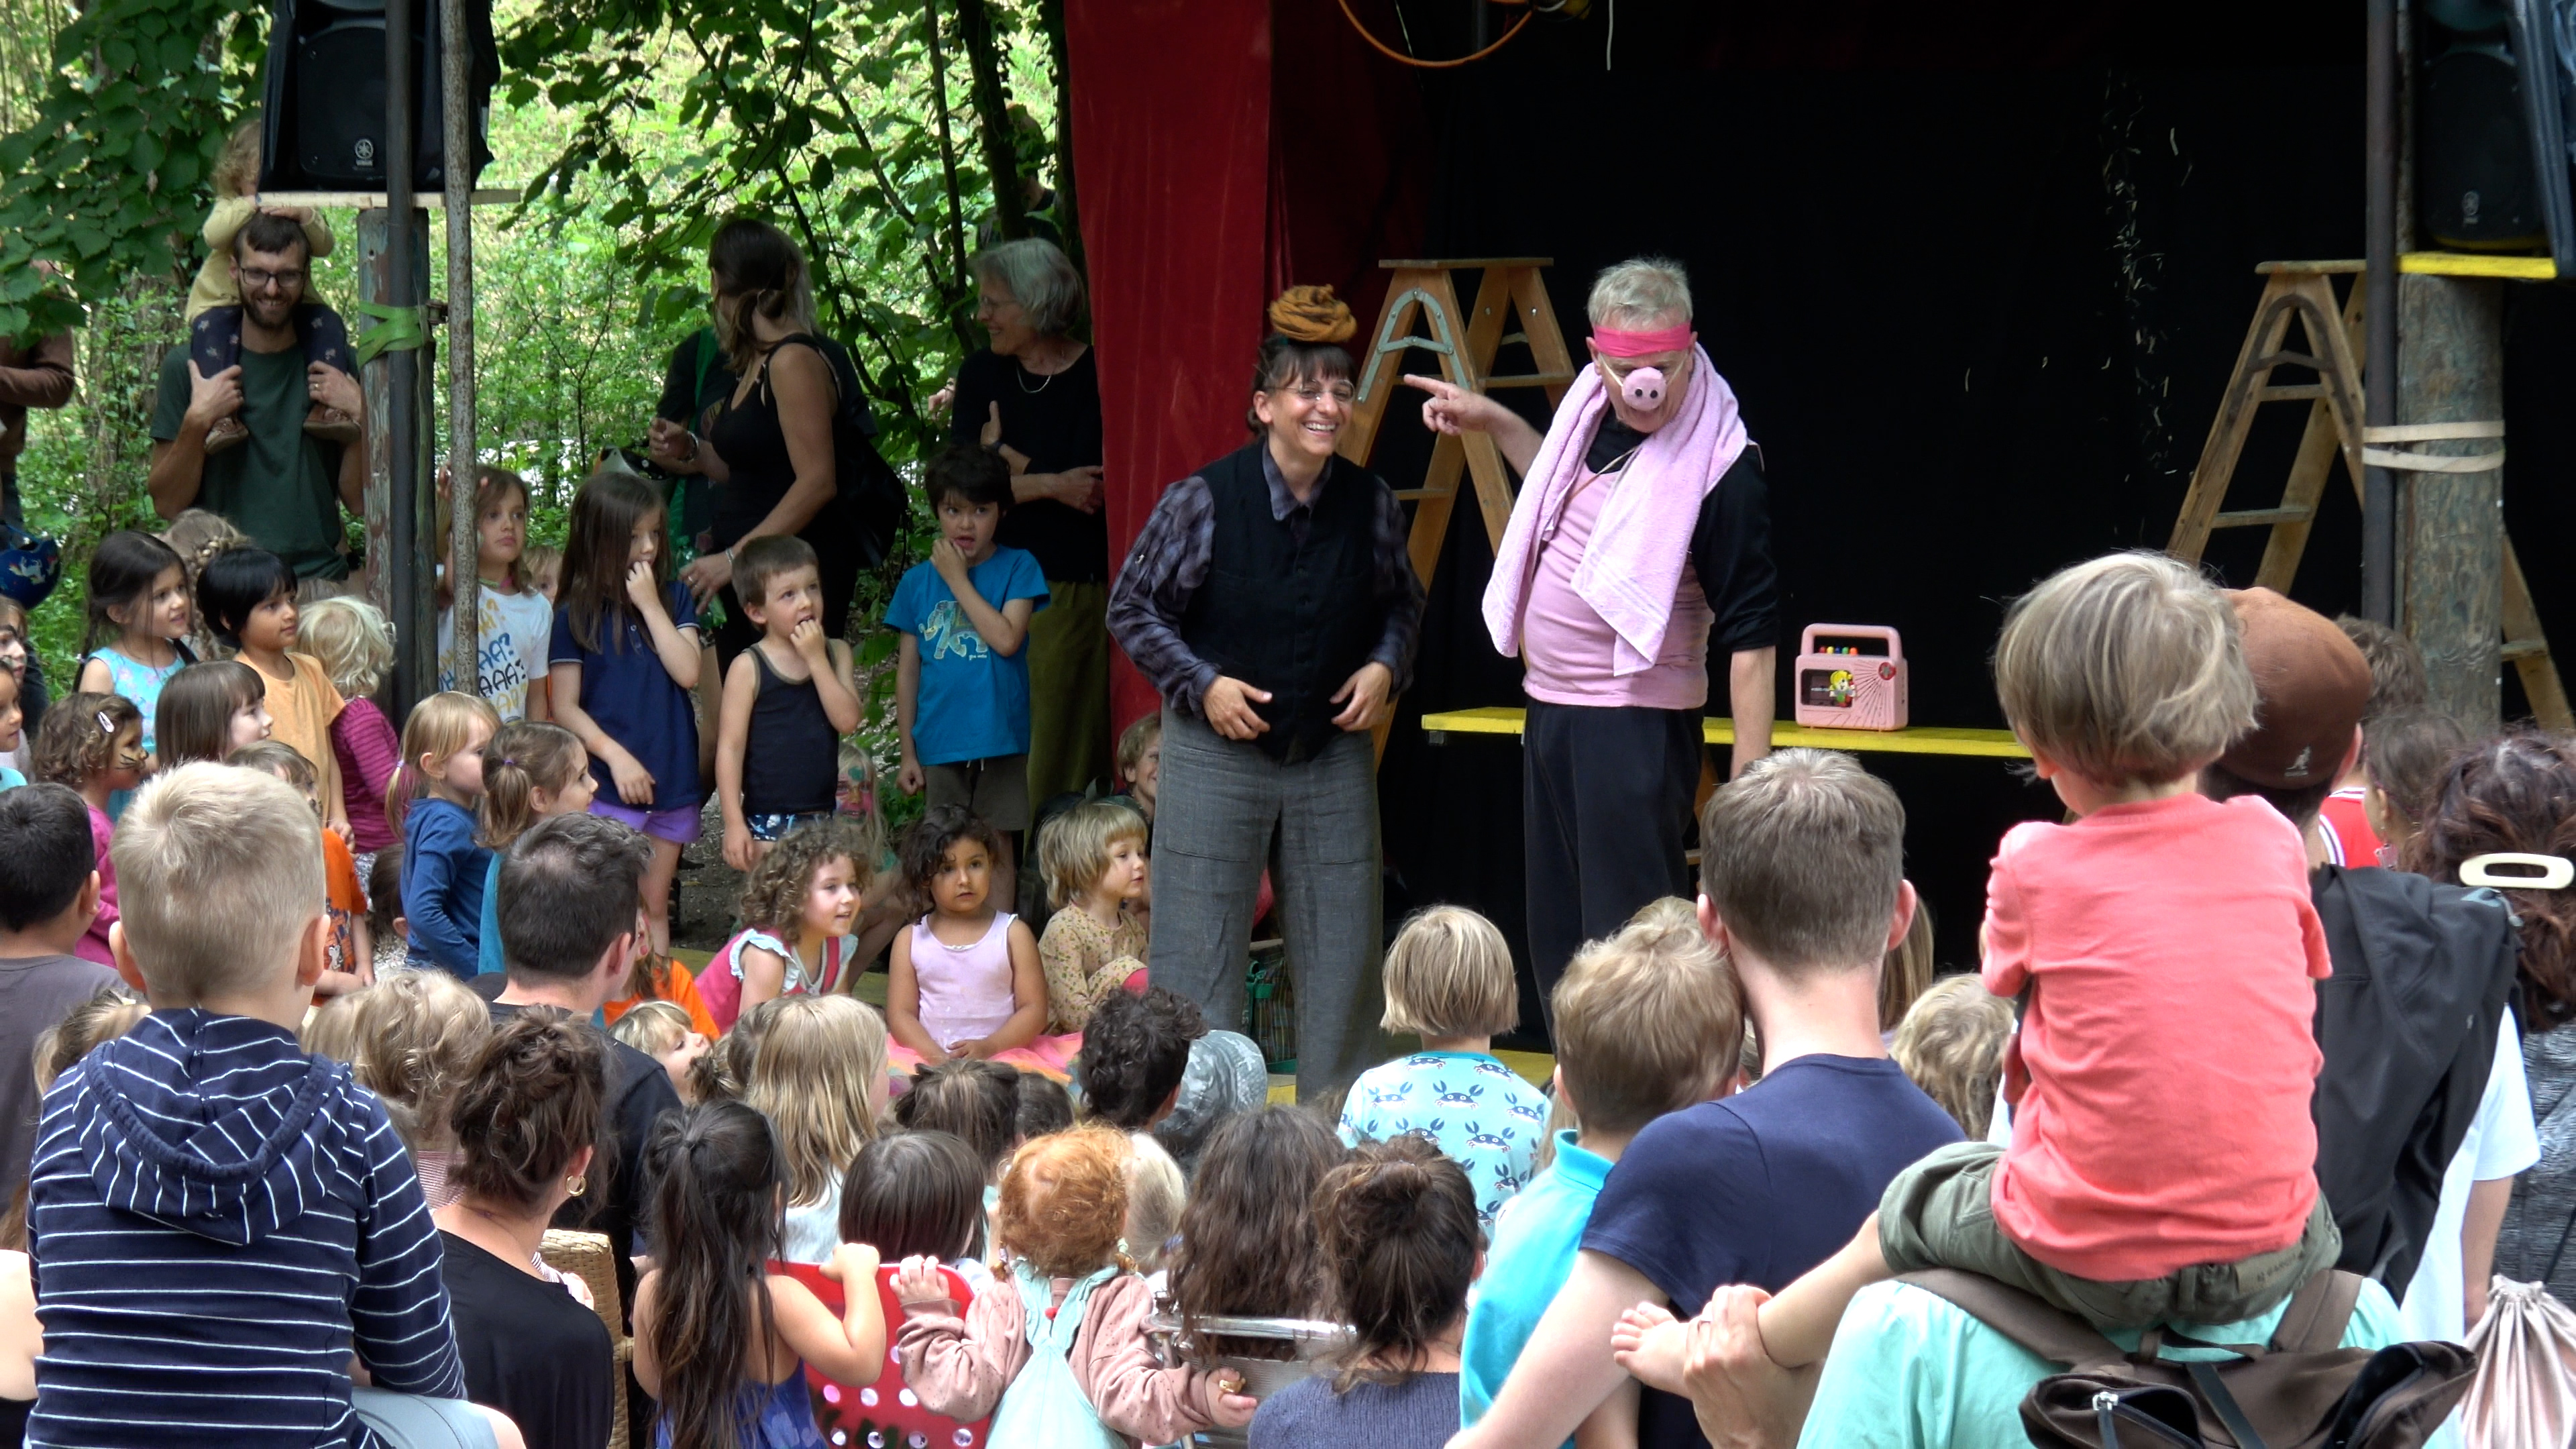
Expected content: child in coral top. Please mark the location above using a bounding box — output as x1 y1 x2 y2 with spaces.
1618 552 2344 1382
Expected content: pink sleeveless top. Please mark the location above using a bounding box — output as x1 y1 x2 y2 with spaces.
912 912 1020 1051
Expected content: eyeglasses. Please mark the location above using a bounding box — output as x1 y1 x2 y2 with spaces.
1282 384 1356 406
240 266 306 292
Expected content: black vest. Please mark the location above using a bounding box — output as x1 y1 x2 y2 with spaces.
1179 442 1384 761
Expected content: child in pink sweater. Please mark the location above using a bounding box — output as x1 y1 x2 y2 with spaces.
1617 552 2346 1381
894 1126 1258 1446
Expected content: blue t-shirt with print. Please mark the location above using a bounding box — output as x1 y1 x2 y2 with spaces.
883 546 1049 765
1338 1051 1550 1226
549 580 702 810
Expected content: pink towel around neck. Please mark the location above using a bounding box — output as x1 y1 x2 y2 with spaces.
1483 345 1751 677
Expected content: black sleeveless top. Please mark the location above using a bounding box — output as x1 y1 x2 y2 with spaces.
741 643 838 816
1177 442 1383 762
706 335 835 551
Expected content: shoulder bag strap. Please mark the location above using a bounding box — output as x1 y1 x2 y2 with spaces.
1896 1269 2128 1369
2267 1269 2362 1354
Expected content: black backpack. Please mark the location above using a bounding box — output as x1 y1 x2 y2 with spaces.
773 332 908 569
1900 1269 2473 1448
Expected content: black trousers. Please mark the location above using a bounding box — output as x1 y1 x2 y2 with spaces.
1523 699 1703 1032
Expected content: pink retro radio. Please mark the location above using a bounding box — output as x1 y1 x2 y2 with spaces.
1794 625 1909 731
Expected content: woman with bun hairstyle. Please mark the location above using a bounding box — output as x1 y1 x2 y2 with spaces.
1104 287 1425 1099
432 1010 616 1449
1246 1134 1481 1448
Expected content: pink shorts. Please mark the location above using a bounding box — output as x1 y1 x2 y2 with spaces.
588 798 702 845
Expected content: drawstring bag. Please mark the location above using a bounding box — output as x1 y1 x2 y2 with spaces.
2457 1277 2576 1448
986 1262 1123 1449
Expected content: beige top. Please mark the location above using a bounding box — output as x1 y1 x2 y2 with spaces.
1038 905 1148 1034
186 198 336 320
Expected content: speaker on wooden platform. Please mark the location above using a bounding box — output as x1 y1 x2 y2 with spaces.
257 0 499 191
2414 0 2575 272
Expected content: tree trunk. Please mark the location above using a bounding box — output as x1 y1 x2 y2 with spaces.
1038 0 1083 280
951 0 1024 244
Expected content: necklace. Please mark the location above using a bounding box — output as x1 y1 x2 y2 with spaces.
464 1203 549 1278
1015 360 1054 394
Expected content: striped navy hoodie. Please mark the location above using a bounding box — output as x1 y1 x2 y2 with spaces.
25 1009 466 1448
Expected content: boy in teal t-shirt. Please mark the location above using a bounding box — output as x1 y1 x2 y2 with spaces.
884 445 1049 901
1457 902 1742 1444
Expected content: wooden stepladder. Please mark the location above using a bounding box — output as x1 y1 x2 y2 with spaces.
2165 260 2571 729
1338 258 1576 588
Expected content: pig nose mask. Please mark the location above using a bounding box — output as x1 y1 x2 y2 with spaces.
1591 321 1695 432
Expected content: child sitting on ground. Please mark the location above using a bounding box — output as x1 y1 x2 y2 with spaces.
25 764 508 1447
1166 1106 1348 1414
1336 906 1550 1226
297 969 490 1208
1036 799 1150 1032
632 1100 888 1449
0 787 121 1197
894 1057 1023 1266
701 818 871 1031
152 659 270 769
608 998 709 1104
31 694 144 968
1618 551 2341 1383
894 1126 1257 1445
226 741 369 996
746 996 890 1265
1247 1136 1483 1449
716 534 861 871
1460 899 1739 1440
2361 706 2471 861
186 120 357 454
364 845 408 976
1125 1134 1186 1279
888 806 1077 1075
1889 974 2017 1140
299 596 403 872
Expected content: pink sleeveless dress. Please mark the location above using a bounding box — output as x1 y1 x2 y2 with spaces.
888 911 1080 1080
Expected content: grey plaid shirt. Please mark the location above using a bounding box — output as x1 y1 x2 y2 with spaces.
1106 447 1424 717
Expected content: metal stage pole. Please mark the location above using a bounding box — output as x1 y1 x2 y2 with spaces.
386 0 431 713
441 0 478 694
2362 0 2398 627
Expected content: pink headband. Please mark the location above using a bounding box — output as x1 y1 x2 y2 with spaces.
1591 323 1693 358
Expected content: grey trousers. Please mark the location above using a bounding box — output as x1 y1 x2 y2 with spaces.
1148 707 1390 1100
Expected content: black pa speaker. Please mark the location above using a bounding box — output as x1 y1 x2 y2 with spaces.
2414 0 2576 271
258 0 498 191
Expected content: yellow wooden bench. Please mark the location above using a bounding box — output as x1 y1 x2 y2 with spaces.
1419 707 2029 759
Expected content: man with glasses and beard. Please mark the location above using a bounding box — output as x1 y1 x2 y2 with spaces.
148 210 366 588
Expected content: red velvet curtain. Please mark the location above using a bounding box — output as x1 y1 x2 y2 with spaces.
1066 0 1275 741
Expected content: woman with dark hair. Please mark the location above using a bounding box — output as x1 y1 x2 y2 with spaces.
645 218 858 666
2406 733 2576 1310
431 1011 616 1449
1247 1135 1481 1448
1104 288 1426 1099
950 237 1110 805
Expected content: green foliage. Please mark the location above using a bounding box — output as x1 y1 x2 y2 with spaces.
0 0 1069 796
0 0 264 341
501 0 1060 465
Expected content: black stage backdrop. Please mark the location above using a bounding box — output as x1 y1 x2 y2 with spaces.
1280 0 2576 1049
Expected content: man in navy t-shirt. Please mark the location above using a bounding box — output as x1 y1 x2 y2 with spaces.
1452 749 1962 1449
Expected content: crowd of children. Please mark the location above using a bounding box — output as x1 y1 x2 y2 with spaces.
10 500 2576 1448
